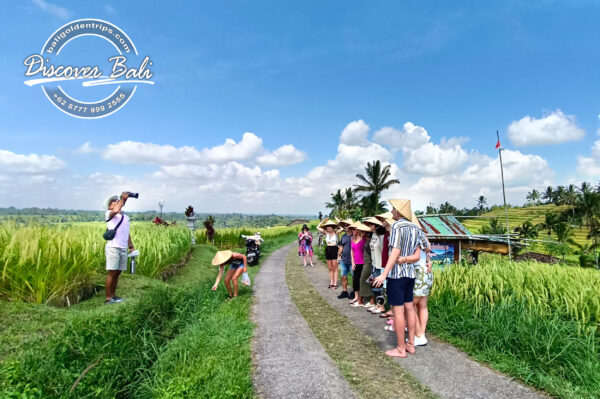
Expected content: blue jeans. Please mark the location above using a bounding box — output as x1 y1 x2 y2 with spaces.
339 260 353 277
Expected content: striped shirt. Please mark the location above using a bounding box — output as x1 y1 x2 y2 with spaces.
388 218 426 279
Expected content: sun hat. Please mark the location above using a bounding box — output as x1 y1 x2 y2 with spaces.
355 223 372 233
103 195 119 210
363 217 383 227
411 212 423 230
322 220 339 228
388 199 412 221
385 217 396 226
374 211 393 221
338 218 354 227
212 250 233 266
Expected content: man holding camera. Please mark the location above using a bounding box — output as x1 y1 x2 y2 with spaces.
104 192 135 305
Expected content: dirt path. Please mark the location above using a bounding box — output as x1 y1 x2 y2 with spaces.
251 244 357 399
303 251 547 399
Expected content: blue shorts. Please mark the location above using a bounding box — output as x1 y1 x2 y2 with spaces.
386 277 415 306
339 260 353 277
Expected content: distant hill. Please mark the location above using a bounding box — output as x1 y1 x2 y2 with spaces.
461 204 589 247
0 207 314 228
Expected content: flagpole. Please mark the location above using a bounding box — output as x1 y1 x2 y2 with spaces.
497 130 512 260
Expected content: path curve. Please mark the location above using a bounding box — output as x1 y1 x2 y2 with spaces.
251 244 357 399
303 250 547 399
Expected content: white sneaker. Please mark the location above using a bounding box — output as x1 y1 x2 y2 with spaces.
414 335 428 346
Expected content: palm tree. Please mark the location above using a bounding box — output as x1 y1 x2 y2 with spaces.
542 186 555 204
439 201 458 214
526 189 541 205
477 195 487 213
554 185 566 206
514 220 538 239
343 187 359 211
325 189 345 218
539 212 560 236
481 218 505 235
578 181 593 195
354 160 400 208
564 184 578 218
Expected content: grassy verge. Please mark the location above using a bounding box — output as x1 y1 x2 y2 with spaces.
0 234 297 398
285 249 437 399
428 262 600 399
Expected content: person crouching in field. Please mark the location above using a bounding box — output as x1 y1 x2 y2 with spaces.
212 250 248 299
104 193 135 305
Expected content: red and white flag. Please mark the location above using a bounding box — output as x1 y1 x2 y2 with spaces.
495 138 501 149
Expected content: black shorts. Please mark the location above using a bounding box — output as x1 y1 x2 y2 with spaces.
325 245 338 260
386 277 415 306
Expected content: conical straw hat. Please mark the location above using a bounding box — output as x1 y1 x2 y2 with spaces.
323 220 339 228
374 211 393 221
212 250 233 265
388 199 412 221
411 212 423 230
349 221 362 229
338 218 354 227
356 223 372 233
385 217 396 226
363 217 383 227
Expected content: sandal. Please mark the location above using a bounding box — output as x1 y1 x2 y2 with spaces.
350 302 362 307
328 284 333 289
405 342 416 354
385 347 407 358
384 325 395 331
333 284 338 289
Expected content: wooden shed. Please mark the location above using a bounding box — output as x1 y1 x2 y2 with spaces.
416 215 514 262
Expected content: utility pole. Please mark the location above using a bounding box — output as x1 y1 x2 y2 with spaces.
497 130 511 260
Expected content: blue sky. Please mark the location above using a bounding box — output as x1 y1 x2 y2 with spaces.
1 0 599 214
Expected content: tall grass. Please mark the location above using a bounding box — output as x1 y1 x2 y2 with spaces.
430 258 600 398
195 222 318 248
0 222 191 304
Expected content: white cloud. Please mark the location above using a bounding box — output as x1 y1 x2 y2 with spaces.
75 142 99 155
576 140 600 176
101 133 304 167
373 122 430 150
340 120 370 145
0 149 65 173
32 0 70 19
257 144 306 166
104 4 117 14
507 109 585 146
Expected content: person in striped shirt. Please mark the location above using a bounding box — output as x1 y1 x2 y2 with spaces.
373 199 422 358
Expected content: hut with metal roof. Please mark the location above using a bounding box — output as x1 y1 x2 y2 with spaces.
416 215 515 262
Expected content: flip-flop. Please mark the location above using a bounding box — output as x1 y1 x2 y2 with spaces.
405 343 416 354
387 319 394 325
384 325 395 331
385 347 407 358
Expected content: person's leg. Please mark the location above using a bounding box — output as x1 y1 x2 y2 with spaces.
105 270 119 300
413 297 423 336
404 278 417 353
231 267 244 297
224 268 235 297
332 260 338 286
389 304 407 356
416 296 429 337
354 264 363 304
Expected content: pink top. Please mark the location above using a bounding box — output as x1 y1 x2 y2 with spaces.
351 238 366 264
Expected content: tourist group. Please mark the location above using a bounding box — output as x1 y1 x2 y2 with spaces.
299 199 433 358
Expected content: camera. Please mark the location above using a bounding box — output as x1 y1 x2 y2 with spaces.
123 192 139 199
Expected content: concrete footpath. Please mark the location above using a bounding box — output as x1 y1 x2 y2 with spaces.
303 252 547 399
251 244 357 399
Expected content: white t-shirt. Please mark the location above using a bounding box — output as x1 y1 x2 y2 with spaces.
105 210 130 249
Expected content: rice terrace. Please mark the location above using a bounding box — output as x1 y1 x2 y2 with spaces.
3 1 600 399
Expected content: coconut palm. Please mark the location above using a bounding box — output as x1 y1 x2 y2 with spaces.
354 160 399 208
542 186 555 204
526 189 541 205
514 220 538 239
325 189 345 218
481 218 505 235
477 195 487 212
539 212 560 236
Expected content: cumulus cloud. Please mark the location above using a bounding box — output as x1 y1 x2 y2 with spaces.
340 120 370 145
101 133 305 167
576 140 600 176
0 149 65 173
507 109 585 146
257 144 306 166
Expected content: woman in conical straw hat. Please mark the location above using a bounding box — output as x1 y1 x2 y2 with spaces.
410 212 433 347
348 222 370 306
372 199 422 357
317 218 343 289
336 218 355 299
211 250 248 300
